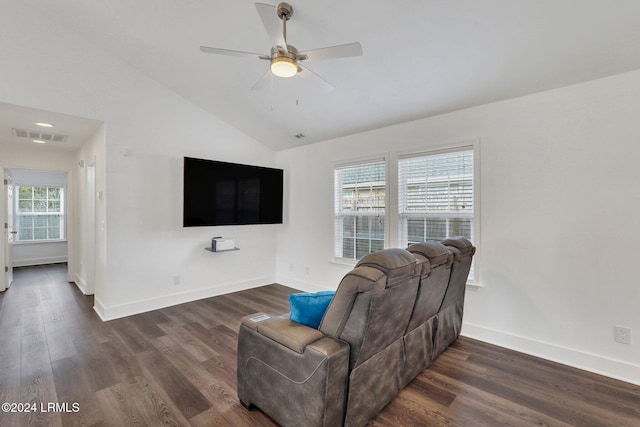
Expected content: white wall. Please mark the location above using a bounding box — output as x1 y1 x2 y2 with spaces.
0 2 277 319
12 242 67 267
275 69 640 385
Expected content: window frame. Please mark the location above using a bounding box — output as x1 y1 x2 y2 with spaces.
396 141 480 283
331 140 480 284
14 184 67 243
333 156 389 263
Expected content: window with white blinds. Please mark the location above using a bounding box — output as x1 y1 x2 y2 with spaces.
15 185 65 242
398 148 474 249
334 160 386 260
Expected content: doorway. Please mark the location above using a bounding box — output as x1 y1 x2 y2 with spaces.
0 101 104 300
3 169 69 277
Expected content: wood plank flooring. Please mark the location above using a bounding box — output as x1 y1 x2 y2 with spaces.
0 263 638 426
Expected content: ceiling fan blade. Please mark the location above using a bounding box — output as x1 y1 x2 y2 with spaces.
298 64 335 93
200 46 268 59
251 69 272 91
298 42 363 61
255 3 288 53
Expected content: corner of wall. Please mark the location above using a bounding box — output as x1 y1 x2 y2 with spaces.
274 275 328 293
93 296 108 321
74 274 93 295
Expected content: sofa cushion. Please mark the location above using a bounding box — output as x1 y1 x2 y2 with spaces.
289 291 336 329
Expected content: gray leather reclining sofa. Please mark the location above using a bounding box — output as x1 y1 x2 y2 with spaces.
237 237 475 427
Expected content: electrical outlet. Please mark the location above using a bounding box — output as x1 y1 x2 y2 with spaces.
614 326 631 345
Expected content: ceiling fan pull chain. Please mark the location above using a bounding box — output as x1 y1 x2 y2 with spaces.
270 75 275 111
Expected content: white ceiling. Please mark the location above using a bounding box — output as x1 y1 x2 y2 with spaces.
0 102 103 152
13 0 640 151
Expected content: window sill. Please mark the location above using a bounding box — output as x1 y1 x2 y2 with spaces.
330 257 358 267
12 240 67 245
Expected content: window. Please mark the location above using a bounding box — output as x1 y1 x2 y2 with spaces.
333 144 478 280
15 185 65 242
398 148 474 248
334 161 386 260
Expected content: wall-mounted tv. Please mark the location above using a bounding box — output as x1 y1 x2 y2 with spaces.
183 157 284 227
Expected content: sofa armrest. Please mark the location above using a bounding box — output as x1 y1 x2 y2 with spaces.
241 313 324 354
237 315 350 427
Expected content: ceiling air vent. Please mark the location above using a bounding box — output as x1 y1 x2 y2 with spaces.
14 129 28 138
12 128 68 143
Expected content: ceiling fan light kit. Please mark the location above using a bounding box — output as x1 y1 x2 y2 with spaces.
200 2 362 89
270 57 297 78
270 46 299 78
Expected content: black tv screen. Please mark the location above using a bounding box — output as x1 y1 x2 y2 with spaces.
183 157 283 227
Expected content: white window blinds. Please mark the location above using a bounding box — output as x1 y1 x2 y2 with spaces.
16 185 65 242
334 160 386 260
398 148 473 248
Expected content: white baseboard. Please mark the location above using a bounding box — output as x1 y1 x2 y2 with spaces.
93 296 108 321
74 274 93 295
462 322 640 386
93 276 275 321
13 256 68 267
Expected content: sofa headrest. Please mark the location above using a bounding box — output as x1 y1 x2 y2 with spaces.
442 237 476 257
412 255 431 279
407 242 452 269
319 266 386 337
356 248 417 287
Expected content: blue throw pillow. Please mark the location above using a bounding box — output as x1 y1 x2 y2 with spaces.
288 290 336 329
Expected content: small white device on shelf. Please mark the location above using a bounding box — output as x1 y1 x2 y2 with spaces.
212 237 236 252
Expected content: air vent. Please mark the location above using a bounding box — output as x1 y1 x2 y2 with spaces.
12 128 68 143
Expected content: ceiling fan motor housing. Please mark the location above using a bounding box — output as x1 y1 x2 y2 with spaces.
277 2 293 20
271 45 300 61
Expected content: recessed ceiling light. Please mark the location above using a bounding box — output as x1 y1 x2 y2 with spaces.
34 122 54 128
33 139 47 144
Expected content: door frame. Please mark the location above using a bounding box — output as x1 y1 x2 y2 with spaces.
1 167 13 291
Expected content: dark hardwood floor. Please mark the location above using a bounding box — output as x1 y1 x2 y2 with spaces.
0 264 638 426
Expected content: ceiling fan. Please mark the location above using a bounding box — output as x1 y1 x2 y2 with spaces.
200 2 362 91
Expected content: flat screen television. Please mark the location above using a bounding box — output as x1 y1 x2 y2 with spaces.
183 157 284 227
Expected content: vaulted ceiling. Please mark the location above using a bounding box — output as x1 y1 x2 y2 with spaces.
15 0 640 151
